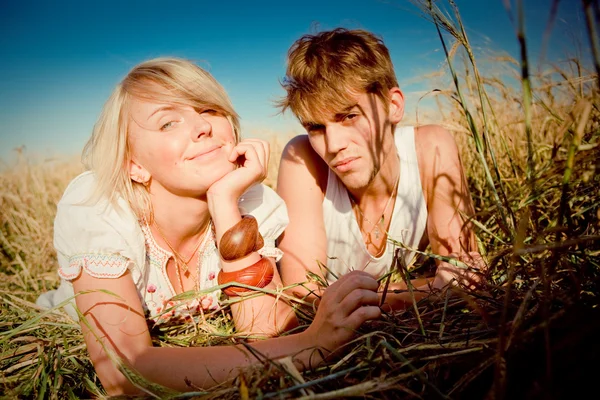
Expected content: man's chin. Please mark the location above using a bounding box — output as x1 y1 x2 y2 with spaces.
338 173 371 192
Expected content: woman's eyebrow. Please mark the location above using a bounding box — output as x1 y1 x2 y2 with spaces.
148 105 176 119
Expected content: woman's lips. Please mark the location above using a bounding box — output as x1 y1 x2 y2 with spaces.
188 145 221 161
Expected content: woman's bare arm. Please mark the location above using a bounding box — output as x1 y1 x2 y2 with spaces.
73 269 380 395
207 138 298 335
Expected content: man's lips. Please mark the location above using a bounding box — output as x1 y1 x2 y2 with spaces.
332 157 358 172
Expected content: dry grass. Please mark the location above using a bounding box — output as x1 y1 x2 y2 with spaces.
1 1 600 398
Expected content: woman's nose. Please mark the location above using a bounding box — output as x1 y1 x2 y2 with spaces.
191 112 212 140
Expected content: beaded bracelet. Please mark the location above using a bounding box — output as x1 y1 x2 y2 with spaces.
217 257 274 297
219 215 264 261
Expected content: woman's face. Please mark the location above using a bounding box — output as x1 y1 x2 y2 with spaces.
127 94 237 197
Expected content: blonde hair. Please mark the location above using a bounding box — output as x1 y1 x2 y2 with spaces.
277 28 399 124
82 57 240 221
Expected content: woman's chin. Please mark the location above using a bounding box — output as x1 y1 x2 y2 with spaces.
195 162 235 185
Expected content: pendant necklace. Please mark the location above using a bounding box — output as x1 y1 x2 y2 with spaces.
154 219 212 292
350 170 400 242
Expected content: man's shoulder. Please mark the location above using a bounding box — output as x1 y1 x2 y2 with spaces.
414 124 457 147
281 134 329 180
277 135 329 193
282 134 317 158
413 124 460 159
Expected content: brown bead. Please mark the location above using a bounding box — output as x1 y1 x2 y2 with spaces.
218 257 274 296
219 215 264 261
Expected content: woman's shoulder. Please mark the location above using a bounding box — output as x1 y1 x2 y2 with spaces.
54 171 145 279
58 171 137 222
55 170 142 255
59 171 98 205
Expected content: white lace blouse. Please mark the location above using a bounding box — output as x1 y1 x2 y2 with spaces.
36 171 289 325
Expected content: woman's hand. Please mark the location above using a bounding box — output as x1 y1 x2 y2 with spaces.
206 138 270 266
207 138 270 201
303 270 381 354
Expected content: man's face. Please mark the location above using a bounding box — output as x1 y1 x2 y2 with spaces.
302 92 399 191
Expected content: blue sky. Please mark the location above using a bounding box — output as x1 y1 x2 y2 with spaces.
0 0 587 162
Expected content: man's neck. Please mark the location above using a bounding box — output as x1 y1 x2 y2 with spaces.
350 140 400 209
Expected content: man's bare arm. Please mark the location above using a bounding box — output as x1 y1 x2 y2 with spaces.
416 124 483 288
276 135 330 302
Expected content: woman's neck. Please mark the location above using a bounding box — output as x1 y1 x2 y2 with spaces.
149 186 212 247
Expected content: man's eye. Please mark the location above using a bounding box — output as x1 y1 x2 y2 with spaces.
344 113 358 122
305 124 324 135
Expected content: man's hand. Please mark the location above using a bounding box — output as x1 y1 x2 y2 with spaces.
303 271 381 354
434 251 486 291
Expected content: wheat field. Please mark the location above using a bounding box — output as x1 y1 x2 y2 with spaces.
1 1 599 399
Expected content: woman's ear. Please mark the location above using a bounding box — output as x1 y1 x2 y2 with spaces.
388 87 405 124
129 159 151 186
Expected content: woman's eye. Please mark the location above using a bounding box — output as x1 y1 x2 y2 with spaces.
200 109 218 115
160 121 175 131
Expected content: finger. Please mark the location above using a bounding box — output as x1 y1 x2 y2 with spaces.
240 139 269 168
325 271 379 303
337 288 380 319
232 141 267 173
344 305 381 330
241 138 268 154
229 142 260 165
255 139 270 167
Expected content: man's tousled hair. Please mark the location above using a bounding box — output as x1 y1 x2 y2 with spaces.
277 28 399 124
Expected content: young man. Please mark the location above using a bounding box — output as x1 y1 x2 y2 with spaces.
276 28 484 309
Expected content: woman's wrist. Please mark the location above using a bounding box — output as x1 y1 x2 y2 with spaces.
207 195 241 242
206 179 247 207
218 257 274 296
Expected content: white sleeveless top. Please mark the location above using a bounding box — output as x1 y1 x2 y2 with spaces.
322 126 428 282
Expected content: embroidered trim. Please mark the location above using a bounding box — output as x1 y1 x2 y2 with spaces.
150 293 221 325
138 220 223 324
59 253 131 280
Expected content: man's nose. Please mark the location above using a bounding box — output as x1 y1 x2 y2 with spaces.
325 125 349 154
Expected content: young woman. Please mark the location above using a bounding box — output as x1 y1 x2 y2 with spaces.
36 57 381 395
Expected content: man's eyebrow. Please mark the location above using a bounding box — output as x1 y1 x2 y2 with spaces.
302 104 360 128
333 104 360 120
148 105 176 119
302 121 324 130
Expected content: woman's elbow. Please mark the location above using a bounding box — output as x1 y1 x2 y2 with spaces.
92 347 150 395
94 361 140 395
